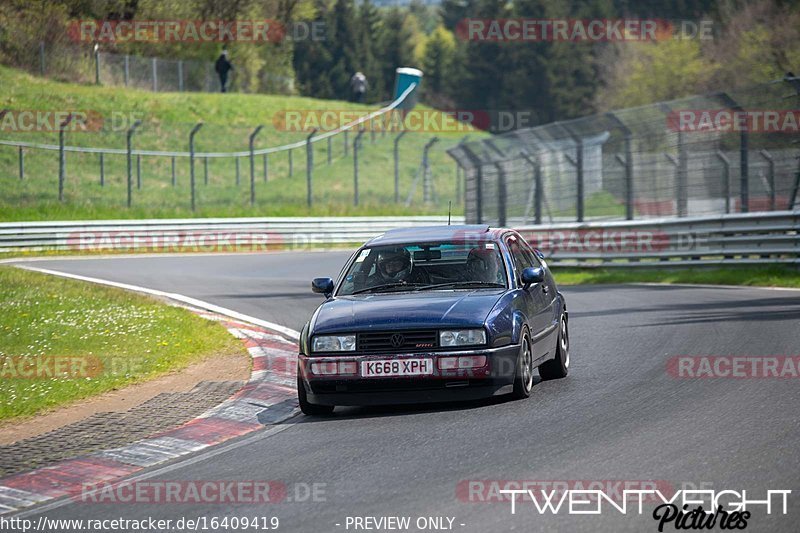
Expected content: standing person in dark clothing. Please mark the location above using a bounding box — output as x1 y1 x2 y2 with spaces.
215 49 233 93
350 71 368 103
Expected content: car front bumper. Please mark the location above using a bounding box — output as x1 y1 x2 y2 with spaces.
298 344 520 406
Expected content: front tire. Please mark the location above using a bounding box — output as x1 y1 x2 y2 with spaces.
297 373 334 415
511 330 534 399
539 313 569 380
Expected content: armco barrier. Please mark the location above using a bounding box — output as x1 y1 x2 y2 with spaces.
519 210 799 267
0 216 462 252
0 212 797 267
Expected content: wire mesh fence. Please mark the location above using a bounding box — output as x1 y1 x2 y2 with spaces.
15 41 293 95
0 83 470 217
448 77 800 226
97 51 294 94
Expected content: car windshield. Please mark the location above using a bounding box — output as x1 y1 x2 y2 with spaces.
337 241 507 296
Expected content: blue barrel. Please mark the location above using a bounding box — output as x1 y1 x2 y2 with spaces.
393 67 423 110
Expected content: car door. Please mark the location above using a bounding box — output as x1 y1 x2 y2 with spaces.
505 234 551 359
519 237 559 353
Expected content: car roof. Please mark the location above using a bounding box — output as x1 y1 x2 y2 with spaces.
365 225 505 247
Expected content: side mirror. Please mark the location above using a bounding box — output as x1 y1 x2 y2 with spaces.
311 277 334 298
520 267 544 290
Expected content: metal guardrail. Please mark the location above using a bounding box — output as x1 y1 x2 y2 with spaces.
0 216 464 252
518 210 800 267
1 213 797 269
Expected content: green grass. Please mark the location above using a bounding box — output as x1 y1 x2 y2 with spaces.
0 65 479 221
0 266 247 420
552 265 800 288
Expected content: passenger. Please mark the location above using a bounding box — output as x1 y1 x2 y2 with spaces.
466 248 501 284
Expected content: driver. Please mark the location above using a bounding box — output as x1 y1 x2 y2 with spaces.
466 248 501 283
371 247 414 285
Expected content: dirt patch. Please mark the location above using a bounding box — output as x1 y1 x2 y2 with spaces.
0 352 250 445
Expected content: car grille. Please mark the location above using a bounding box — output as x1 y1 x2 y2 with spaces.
357 330 439 353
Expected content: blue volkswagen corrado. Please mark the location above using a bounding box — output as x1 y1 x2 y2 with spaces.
297 225 569 414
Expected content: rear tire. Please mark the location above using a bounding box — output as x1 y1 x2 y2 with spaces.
511 330 534 399
297 373 334 415
539 313 569 381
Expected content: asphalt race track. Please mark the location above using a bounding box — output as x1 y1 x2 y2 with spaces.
11 252 800 532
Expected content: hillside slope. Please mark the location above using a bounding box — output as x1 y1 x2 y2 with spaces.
0 66 476 221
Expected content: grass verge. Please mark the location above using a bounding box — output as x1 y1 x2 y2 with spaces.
0 65 478 221
552 265 800 288
0 266 247 421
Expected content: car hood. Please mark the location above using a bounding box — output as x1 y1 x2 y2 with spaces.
311 290 504 334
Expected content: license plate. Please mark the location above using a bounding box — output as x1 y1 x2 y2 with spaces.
361 359 433 377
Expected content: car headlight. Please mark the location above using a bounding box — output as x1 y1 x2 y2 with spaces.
312 335 356 352
439 329 486 347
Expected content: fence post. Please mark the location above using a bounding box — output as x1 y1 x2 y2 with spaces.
249 125 264 207
677 130 688 217
189 122 204 211
454 136 470 206
558 123 585 222
393 131 407 203
327 136 332 165
58 114 74 202
136 154 142 189
789 157 800 210
423 137 439 204
263 153 268 182
715 150 731 214
494 163 507 226
151 57 158 92
344 130 349 156
606 112 634 220
455 163 461 205
759 149 776 210
124 55 129 86
288 149 293 177
18 146 24 181
521 154 543 225
94 45 100 85
353 128 366 206
306 129 317 207
460 144 484 224
126 119 142 208
171 156 176 186
235 156 241 186
39 42 45 76
715 93 749 213
178 60 184 92
99 152 104 187
203 157 209 185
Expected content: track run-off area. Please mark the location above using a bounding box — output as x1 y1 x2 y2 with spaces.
6 251 800 532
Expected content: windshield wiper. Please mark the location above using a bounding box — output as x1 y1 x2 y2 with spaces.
350 282 425 295
414 281 505 291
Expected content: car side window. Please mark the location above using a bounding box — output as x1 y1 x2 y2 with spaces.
506 237 533 278
518 239 543 268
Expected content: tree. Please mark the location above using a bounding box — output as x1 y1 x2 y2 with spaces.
420 25 456 104
375 8 419 101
